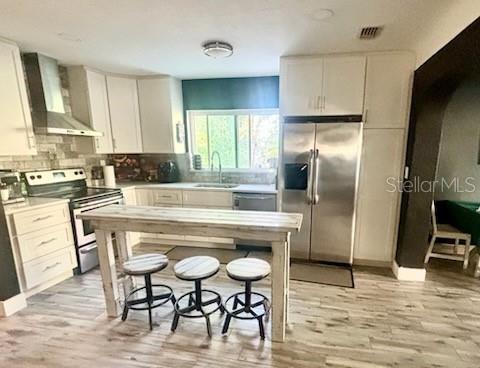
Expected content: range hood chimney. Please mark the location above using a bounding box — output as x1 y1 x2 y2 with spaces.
23 53 101 137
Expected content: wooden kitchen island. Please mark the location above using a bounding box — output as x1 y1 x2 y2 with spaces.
77 205 302 342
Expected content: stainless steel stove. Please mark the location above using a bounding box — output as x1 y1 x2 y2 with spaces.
24 168 123 273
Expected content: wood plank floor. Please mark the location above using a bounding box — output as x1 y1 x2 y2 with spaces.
1 245 480 368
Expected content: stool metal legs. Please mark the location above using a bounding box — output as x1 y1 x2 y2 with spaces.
171 279 223 337
122 273 176 330
222 281 270 339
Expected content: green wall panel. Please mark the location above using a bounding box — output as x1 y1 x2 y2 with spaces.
182 76 279 111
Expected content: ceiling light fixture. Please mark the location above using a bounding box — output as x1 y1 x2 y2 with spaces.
312 9 334 21
202 41 233 58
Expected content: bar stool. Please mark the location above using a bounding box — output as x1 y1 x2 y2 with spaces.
222 258 271 339
121 253 175 330
171 256 223 337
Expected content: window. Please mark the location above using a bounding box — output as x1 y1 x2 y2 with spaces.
188 109 279 170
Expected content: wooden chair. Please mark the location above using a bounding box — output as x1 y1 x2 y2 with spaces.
424 202 471 269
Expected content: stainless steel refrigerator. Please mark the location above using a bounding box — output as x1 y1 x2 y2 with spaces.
279 117 362 264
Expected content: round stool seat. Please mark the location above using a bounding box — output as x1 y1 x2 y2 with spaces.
122 253 168 275
226 258 271 281
174 256 220 280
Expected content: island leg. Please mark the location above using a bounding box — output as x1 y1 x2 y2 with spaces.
115 231 136 296
285 233 291 324
95 229 121 317
271 239 288 342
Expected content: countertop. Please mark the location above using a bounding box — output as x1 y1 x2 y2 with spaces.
110 181 278 194
78 204 301 233
3 197 69 215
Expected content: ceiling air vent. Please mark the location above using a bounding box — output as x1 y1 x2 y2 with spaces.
358 26 383 40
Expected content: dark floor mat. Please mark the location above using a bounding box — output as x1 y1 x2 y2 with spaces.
290 262 354 288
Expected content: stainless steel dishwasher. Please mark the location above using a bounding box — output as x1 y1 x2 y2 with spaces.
233 193 277 212
233 192 277 249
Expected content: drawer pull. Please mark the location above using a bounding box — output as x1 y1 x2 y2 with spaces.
159 195 173 198
43 262 61 272
33 215 53 222
38 238 57 247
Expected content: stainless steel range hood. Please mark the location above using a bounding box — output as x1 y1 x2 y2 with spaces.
23 53 102 137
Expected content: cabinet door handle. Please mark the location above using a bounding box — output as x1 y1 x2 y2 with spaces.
316 96 321 110
28 135 36 149
322 96 326 110
43 262 61 272
364 108 368 123
38 238 57 247
33 215 52 222
95 138 100 149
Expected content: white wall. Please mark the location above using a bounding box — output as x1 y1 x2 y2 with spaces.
413 0 480 68
435 78 480 201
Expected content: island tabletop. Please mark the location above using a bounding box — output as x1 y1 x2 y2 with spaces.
78 205 302 342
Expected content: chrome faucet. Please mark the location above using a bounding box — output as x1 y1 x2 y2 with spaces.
210 151 222 183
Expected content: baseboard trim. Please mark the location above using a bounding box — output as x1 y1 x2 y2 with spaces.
392 261 426 281
0 293 27 317
353 258 391 268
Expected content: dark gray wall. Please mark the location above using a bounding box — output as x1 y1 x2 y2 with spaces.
0 203 20 301
395 18 480 268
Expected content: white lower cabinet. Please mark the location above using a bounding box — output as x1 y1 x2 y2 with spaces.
17 223 73 263
7 202 77 296
354 129 406 264
23 247 77 290
182 190 232 208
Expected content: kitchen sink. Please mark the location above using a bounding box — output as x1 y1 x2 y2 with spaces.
195 183 239 189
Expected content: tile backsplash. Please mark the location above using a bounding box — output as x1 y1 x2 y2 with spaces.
108 153 276 185
0 134 107 182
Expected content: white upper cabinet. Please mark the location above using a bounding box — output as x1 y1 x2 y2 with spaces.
68 67 113 153
280 57 324 116
364 52 415 128
280 55 366 117
137 77 186 153
0 39 36 155
322 56 366 115
106 75 143 153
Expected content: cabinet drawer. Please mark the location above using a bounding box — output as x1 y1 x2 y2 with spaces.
23 247 76 289
182 190 232 207
152 189 182 205
13 204 70 235
17 222 74 263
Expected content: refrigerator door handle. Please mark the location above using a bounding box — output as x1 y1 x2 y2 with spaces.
306 149 315 204
313 149 320 204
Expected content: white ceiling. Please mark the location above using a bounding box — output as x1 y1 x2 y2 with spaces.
0 0 475 78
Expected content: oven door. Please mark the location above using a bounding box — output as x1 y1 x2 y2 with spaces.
72 195 123 246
